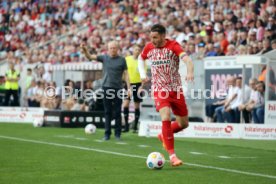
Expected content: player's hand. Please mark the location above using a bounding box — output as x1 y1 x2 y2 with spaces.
185 73 194 82
141 76 150 84
127 89 132 98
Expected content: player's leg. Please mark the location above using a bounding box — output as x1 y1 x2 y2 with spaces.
159 106 183 166
114 88 123 139
171 90 189 133
133 101 140 133
173 115 189 132
154 90 183 167
122 99 130 132
155 91 181 165
132 83 143 133
159 106 175 155
168 91 188 166
102 88 113 140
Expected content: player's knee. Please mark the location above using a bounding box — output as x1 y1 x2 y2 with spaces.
183 120 189 128
179 118 189 128
161 112 170 121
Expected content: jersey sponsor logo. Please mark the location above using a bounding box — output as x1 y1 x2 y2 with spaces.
152 60 171 66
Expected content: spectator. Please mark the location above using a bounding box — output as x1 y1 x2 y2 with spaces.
237 45 247 55
213 42 224 56
226 11 238 24
225 77 251 123
196 42 206 59
84 80 93 90
25 68 33 90
238 78 258 123
252 43 260 54
1 0 276 110
223 77 241 123
1 0 275 68
71 98 89 111
252 81 265 124
41 81 59 109
259 39 273 54
272 40 276 50
256 19 265 41
27 80 43 107
215 76 237 123
205 43 218 57
0 76 5 105
218 32 229 55
26 80 38 107
238 30 248 46
226 44 236 56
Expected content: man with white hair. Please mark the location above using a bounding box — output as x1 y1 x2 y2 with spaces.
215 76 237 123
81 41 130 141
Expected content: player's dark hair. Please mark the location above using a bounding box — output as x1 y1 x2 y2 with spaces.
150 24 166 34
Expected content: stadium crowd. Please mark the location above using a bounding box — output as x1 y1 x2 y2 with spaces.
0 0 275 64
0 0 276 124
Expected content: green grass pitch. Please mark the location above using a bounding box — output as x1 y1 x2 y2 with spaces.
0 123 275 184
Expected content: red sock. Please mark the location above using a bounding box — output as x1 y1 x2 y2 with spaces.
162 121 174 155
171 121 184 133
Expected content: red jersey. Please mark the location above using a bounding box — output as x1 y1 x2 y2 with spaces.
141 39 184 91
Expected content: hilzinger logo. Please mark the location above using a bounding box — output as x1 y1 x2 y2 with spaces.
224 126 233 133
44 86 57 99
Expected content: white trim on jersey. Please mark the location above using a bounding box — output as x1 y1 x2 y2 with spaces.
138 54 146 79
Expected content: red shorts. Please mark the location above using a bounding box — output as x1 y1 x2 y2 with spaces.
153 91 188 116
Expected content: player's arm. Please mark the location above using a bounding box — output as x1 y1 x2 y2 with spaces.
80 43 97 61
138 54 149 83
225 93 238 108
180 52 194 82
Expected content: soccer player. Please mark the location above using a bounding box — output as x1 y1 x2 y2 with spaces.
138 24 194 167
122 45 144 133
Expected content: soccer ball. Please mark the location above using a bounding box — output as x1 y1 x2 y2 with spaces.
33 118 43 127
84 124 97 134
146 152 165 169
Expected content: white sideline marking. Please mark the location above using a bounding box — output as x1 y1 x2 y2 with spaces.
55 135 87 141
0 135 275 180
94 139 104 143
75 138 88 141
138 145 150 148
56 135 75 138
218 156 231 159
190 152 205 155
115 142 128 145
